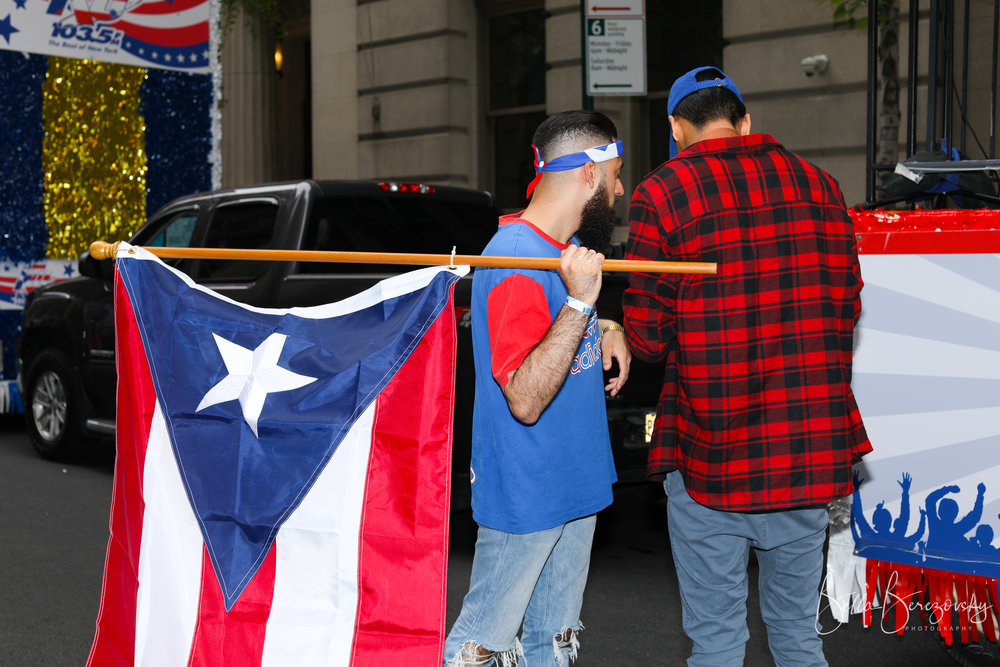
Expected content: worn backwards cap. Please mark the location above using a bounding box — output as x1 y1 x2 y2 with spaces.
666 66 744 159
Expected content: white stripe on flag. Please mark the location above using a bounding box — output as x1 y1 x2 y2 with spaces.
134 402 203 666
260 402 377 666
121 245 467 320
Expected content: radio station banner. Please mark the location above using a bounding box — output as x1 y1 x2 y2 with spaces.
0 0 211 73
0 259 76 310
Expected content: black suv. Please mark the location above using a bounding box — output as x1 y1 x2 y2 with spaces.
18 179 658 499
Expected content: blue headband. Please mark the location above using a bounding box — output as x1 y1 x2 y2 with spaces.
526 139 623 198
667 67 744 159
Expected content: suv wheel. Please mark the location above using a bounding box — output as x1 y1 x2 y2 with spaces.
24 349 86 459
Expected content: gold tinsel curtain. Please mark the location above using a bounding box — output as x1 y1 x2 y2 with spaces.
42 58 148 260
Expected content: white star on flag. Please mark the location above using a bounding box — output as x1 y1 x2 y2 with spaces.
196 332 317 436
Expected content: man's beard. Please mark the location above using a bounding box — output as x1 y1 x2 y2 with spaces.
576 181 617 255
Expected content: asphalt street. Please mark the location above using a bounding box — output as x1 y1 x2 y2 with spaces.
0 413 979 666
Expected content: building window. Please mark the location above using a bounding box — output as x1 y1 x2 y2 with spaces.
485 5 546 211
643 1 725 172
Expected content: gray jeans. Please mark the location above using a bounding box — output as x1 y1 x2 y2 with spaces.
665 470 829 667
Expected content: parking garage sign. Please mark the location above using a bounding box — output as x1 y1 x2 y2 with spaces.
585 2 646 96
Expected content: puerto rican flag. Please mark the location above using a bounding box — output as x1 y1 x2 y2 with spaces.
88 245 463 666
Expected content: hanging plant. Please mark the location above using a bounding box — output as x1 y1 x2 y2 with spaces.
815 0 893 30
219 0 287 42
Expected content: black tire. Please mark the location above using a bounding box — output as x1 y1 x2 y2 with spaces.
23 349 88 460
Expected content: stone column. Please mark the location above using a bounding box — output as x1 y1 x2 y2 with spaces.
312 0 359 179
220 10 278 188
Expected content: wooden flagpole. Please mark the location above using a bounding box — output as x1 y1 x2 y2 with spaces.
89 241 717 275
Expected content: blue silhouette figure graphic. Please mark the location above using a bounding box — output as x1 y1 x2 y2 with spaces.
924 482 986 557
852 470 926 549
972 523 1000 557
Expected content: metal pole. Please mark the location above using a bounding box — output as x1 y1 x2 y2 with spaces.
928 0 939 151
961 0 970 155
581 0 593 111
907 0 919 157
943 0 955 153
867 0 879 202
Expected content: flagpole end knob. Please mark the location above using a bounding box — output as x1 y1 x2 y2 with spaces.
90 240 121 261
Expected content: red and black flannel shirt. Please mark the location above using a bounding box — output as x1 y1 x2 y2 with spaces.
623 133 871 512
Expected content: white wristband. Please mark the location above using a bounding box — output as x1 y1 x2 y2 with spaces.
564 295 594 316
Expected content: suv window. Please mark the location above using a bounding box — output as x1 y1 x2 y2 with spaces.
142 211 199 248
296 196 498 274
195 200 279 282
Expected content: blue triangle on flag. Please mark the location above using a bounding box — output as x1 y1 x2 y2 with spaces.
118 256 459 611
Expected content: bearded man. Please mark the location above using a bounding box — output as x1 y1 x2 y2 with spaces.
443 110 631 667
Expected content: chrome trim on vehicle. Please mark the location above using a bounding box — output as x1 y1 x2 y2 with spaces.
85 418 116 435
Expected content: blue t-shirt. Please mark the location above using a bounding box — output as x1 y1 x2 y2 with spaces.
469 215 616 533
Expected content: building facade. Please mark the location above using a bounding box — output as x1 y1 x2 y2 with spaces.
219 0 1000 220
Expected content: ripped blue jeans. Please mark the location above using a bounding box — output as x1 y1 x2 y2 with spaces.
443 515 596 666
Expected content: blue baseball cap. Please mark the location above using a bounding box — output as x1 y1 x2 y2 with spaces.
666 66 745 158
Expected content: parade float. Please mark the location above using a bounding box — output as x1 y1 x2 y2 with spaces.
0 0 218 412
819 2 1000 655
825 208 1000 658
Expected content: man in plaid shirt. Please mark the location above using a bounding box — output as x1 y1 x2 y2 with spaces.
623 66 872 666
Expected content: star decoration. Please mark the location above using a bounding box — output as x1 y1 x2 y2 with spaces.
196 333 317 437
14 0 28 10
0 14 19 44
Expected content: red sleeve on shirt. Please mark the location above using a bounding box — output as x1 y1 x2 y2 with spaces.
487 274 552 388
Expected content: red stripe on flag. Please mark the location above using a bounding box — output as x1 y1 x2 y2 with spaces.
186 544 277 666
116 20 209 47
130 0 207 15
74 8 101 24
87 269 157 667
350 294 457 664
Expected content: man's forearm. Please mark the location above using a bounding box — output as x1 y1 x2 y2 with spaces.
503 305 590 424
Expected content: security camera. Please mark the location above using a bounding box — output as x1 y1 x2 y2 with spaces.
800 54 829 77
